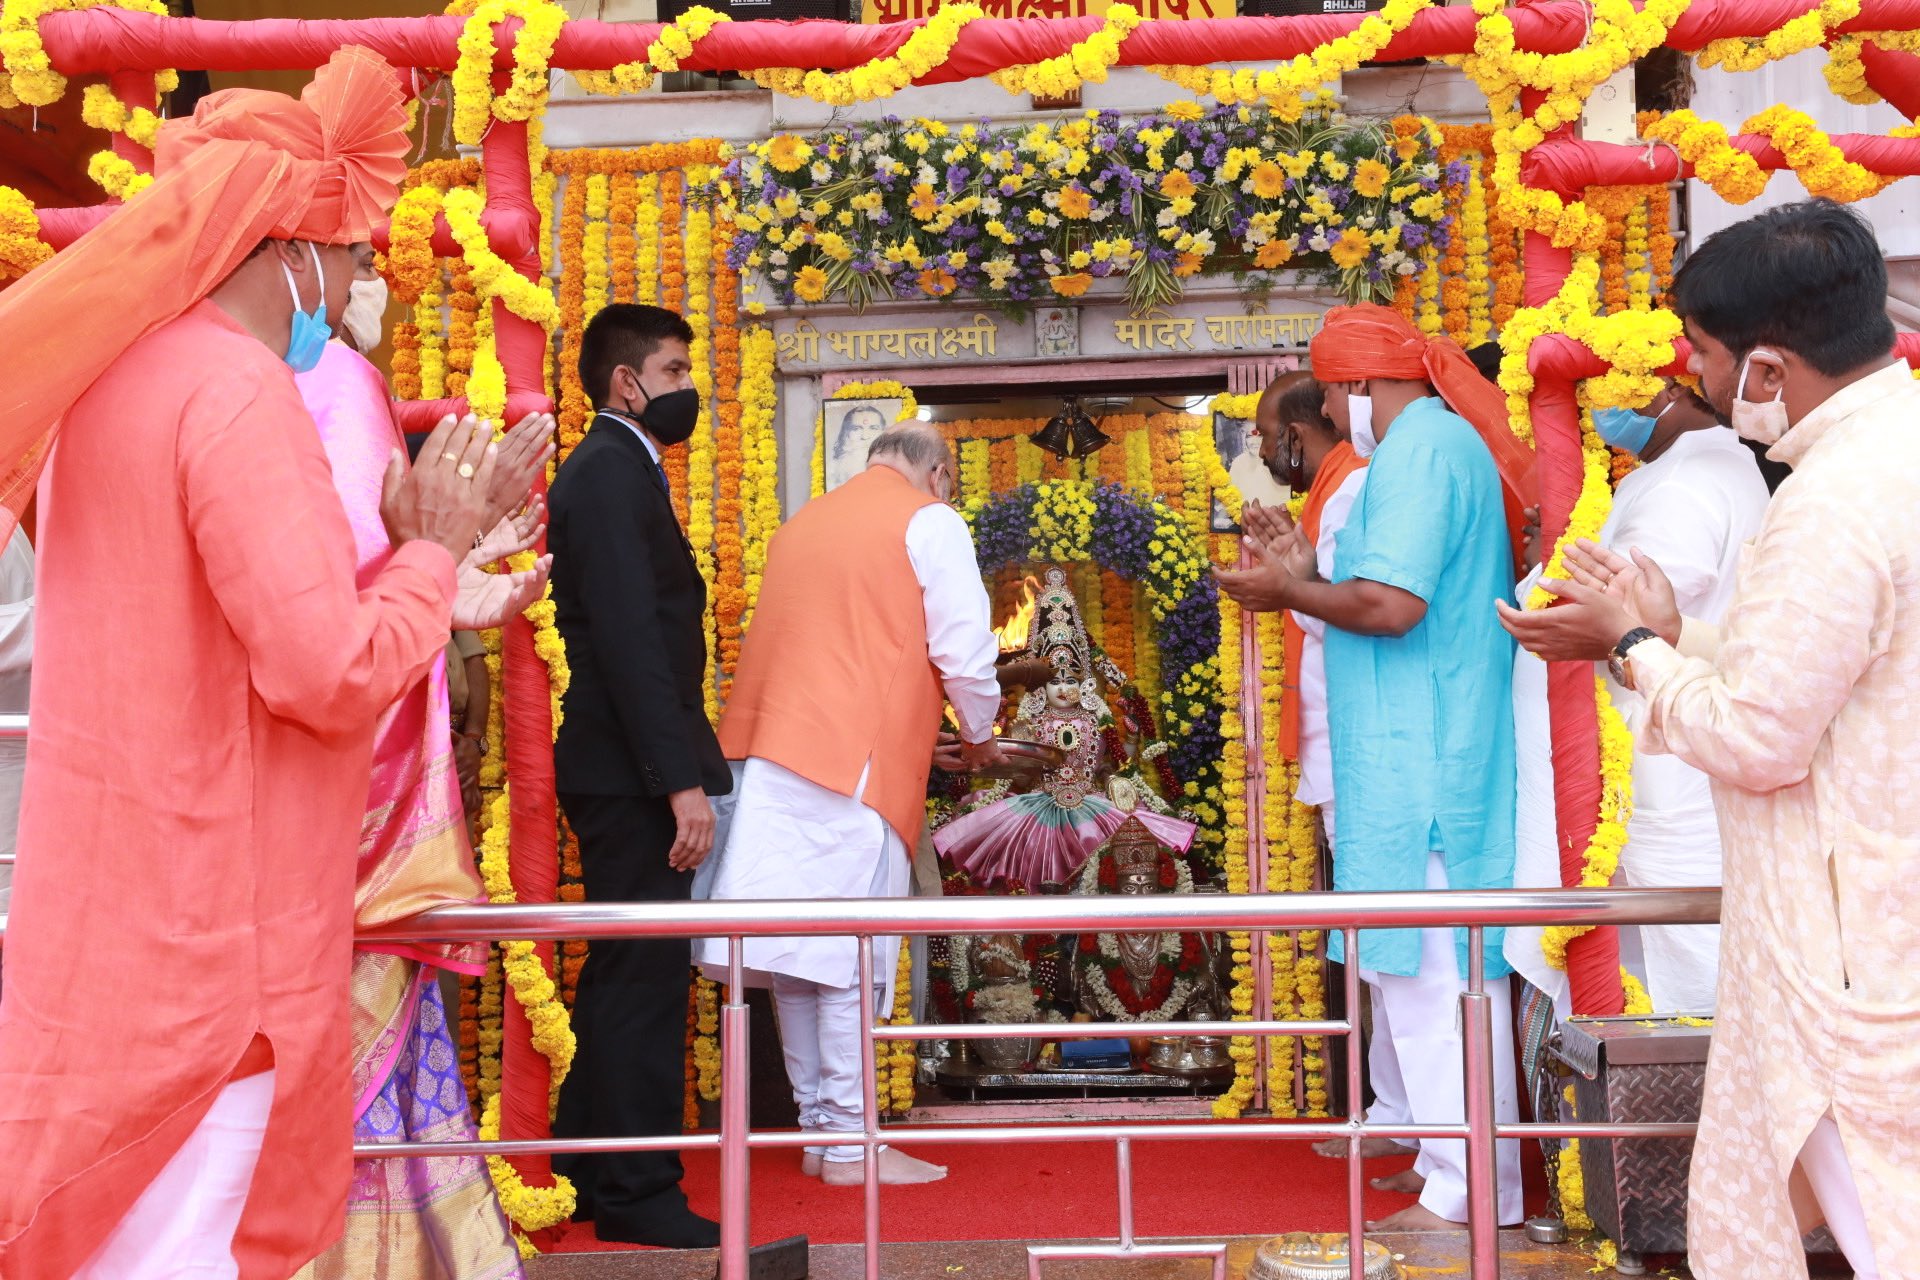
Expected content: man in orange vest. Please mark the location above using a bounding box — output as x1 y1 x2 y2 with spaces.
697 422 1005 1185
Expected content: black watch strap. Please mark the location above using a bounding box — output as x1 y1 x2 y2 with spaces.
1612 626 1659 660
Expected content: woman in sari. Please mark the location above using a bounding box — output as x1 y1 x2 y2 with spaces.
292 280 553 1277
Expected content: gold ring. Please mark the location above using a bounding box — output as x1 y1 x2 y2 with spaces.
458 462 476 479
441 452 459 464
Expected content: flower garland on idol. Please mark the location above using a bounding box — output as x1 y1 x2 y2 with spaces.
723 103 1450 314
1212 587 1256 1118
967 480 1227 864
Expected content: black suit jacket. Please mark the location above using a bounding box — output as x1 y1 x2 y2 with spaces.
548 415 730 799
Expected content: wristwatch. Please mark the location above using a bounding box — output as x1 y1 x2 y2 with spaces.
1608 627 1659 691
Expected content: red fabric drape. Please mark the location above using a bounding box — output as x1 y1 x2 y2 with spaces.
33 0 1920 76
1859 42 1920 120
1522 230 1622 1017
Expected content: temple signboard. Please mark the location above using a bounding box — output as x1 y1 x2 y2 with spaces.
862 0 1221 22
772 300 1327 371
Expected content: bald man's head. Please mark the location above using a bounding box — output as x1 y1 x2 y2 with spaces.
867 421 955 502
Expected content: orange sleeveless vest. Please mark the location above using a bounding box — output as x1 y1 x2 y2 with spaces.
718 466 946 848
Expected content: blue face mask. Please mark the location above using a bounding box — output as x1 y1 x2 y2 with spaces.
1592 401 1667 455
280 242 330 373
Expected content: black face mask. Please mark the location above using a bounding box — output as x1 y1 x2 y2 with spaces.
635 386 700 447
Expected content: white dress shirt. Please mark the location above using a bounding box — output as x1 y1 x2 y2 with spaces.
1290 467 1367 808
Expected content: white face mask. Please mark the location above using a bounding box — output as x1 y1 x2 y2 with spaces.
1347 391 1378 459
1730 350 1790 446
342 276 390 354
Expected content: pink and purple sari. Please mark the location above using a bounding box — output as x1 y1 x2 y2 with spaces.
294 341 523 1279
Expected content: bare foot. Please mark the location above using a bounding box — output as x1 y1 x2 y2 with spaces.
802 1152 822 1177
1312 1136 1419 1159
821 1147 948 1185
1369 1168 1426 1195
1367 1203 1462 1232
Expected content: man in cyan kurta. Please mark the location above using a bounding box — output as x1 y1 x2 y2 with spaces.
695 422 1004 1186
0 49 503 1280
1502 200 1916 1280
1218 304 1536 1231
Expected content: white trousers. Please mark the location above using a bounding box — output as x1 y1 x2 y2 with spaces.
1800 1113 1879 1280
77 1069 275 1279
1364 854 1525 1225
771 972 878 1164
1325 803 1414 1136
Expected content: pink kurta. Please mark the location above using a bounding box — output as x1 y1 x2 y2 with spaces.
0 303 456 1279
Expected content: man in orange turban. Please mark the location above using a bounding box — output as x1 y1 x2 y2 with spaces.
0 48 542 1279
1218 304 1532 1232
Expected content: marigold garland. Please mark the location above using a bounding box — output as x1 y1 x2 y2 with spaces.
1150 0 1428 122
445 0 568 145
993 3 1138 99
1696 0 1861 72
573 4 729 97
1541 679 1635 970
444 187 561 331
1 0 175 108
748 4 981 106
0 184 51 280
879 941 916 1115
1212 587 1256 1120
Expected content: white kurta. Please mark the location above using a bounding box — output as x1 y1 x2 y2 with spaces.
1505 426 1767 1016
695 501 1002 992
0 528 33 914
1290 467 1366 807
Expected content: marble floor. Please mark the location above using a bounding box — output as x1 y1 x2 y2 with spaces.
526 1231 1691 1279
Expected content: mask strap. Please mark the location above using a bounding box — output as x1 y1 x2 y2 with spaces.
1737 352 1784 405
280 243 326 316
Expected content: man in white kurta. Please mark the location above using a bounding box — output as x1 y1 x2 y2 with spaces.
697 425 1002 1184
1506 381 1768 1017
1500 201 1916 1280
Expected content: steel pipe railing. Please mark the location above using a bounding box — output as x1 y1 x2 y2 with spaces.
0 888 1721 1278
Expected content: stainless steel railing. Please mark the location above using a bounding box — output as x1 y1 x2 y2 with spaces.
348 889 1714 1280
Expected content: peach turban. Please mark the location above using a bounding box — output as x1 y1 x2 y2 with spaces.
0 45 410 535
1310 303 1536 509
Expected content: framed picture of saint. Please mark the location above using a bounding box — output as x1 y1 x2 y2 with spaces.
1212 409 1290 531
824 399 903 492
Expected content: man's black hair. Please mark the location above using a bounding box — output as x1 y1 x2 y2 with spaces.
1466 341 1502 386
578 303 695 410
1672 199 1894 378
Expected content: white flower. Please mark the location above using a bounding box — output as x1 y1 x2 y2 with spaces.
1175 150 1195 170
981 196 1002 215
770 250 789 266
1395 259 1420 276
809 162 831 183
1308 232 1331 252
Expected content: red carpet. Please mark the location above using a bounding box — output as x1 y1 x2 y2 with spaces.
548 1130 1528 1253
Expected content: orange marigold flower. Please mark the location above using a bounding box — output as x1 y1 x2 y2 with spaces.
1328 227 1372 270
908 183 940 221
767 135 813 174
1057 186 1093 219
1352 158 1391 200
1049 271 1093 298
1249 161 1286 200
1160 170 1197 200
1253 240 1293 268
1173 251 1203 277
917 267 957 297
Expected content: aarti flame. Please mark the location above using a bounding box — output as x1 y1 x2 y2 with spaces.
993 577 1040 653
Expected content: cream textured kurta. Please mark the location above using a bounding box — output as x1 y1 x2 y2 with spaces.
1627 361 1920 1279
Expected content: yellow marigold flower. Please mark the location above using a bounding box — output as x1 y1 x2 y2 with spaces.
1160 170 1198 199
1249 161 1286 200
1321 157 1350 182
1352 158 1391 199
1165 100 1204 120
1027 208 1049 227
1057 186 1093 219
1049 272 1094 298
766 135 813 173
1329 227 1372 269
793 264 830 302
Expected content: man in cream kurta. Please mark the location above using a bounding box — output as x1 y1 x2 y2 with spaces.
1501 201 1916 1280
696 424 1002 1185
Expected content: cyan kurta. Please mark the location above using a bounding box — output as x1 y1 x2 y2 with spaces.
1323 397 1517 978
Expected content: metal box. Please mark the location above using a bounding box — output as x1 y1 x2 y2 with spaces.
1555 1016 1837 1262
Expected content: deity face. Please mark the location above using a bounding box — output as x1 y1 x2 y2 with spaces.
1045 672 1084 712
1117 864 1160 896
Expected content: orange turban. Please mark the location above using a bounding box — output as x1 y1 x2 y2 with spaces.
0 45 409 536
1309 303 1536 509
